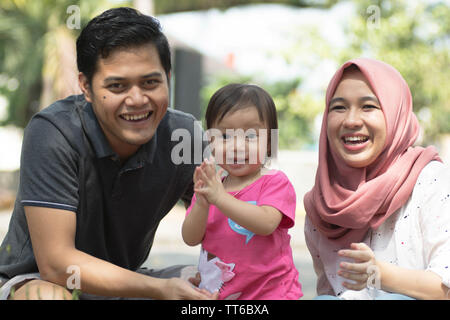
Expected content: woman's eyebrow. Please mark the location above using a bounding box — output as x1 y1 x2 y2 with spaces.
359 96 380 104
329 97 346 105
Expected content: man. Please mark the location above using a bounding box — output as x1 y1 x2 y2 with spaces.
0 7 214 300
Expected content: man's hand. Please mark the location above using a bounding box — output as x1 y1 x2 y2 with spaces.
162 278 218 300
337 242 378 291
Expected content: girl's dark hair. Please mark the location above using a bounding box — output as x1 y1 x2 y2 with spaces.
205 83 278 156
76 7 171 85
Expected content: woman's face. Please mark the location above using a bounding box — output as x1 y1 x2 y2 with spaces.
327 69 387 168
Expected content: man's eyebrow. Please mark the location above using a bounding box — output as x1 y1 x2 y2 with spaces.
103 72 163 82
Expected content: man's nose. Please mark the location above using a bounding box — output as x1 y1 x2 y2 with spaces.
125 86 148 107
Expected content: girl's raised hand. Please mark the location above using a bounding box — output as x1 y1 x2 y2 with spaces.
193 167 209 208
194 158 224 205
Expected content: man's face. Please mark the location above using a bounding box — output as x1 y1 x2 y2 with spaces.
79 43 170 160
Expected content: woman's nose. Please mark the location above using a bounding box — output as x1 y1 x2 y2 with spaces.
343 108 363 128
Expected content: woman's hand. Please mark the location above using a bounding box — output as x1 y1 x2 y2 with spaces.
337 242 379 291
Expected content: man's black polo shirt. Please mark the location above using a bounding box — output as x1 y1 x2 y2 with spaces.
0 94 203 279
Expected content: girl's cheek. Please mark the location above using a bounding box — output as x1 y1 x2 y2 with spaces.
211 142 225 164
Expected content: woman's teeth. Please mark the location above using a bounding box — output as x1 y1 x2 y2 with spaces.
343 136 369 144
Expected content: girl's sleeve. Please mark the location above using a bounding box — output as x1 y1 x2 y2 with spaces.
258 171 297 228
420 162 450 289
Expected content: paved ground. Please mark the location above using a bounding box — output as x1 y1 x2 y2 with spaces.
0 204 317 299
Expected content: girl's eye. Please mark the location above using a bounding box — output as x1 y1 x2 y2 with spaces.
246 133 258 140
222 133 231 140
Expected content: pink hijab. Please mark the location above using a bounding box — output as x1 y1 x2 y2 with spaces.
303 58 441 247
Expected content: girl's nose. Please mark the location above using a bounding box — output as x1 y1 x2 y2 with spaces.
234 135 247 151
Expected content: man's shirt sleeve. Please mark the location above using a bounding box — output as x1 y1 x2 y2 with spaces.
19 117 79 212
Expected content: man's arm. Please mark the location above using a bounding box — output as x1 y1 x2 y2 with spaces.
25 206 214 299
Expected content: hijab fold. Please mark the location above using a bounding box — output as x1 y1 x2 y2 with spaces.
304 58 441 247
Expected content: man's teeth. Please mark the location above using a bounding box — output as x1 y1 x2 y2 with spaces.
343 136 368 143
121 112 150 121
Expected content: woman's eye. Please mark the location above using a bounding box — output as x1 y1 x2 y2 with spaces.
362 104 380 111
329 105 345 112
222 133 231 140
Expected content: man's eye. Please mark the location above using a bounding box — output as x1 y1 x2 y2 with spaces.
107 83 125 91
143 79 159 87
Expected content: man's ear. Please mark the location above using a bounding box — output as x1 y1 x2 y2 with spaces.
78 73 93 103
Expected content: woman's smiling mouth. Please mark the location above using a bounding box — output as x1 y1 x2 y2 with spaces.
341 134 370 151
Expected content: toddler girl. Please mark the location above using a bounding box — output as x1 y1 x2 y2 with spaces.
182 83 302 300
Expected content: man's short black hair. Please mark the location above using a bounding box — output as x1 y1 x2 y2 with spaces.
76 7 171 85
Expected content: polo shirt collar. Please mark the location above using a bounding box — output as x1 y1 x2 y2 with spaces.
81 99 115 159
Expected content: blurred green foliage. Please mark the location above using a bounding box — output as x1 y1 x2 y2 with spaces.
0 0 112 127
154 0 338 14
339 0 450 143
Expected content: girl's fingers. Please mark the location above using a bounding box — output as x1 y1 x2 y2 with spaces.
217 168 225 179
197 167 210 183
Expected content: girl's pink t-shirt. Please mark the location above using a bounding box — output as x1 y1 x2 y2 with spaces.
186 170 303 300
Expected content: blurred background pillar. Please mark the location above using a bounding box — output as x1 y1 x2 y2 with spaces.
134 0 154 15
173 48 203 120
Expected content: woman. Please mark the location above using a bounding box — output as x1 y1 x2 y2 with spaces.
304 58 450 300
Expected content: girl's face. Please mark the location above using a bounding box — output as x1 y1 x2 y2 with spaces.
327 69 387 168
211 105 269 178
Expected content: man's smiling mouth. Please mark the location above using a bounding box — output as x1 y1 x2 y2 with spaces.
119 111 153 122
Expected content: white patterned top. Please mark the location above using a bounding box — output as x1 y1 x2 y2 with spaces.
305 161 450 299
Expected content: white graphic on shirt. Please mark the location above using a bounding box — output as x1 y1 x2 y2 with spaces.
198 248 241 299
